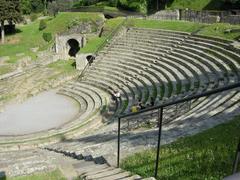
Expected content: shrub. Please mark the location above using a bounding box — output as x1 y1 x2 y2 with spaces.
30 14 38 21
39 19 47 31
42 32 52 42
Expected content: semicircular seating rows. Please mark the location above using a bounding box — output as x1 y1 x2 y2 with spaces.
47 27 240 166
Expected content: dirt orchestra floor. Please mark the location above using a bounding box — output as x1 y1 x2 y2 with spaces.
0 90 80 136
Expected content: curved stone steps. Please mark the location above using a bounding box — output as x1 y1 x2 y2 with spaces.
87 64 148 99
96 59 167 100
124 27 236 84
59 87 105 129
107 44 193 84
86 68 140 101
91 65 150 103
159 55 200 90
93 61 160 102
84 76 130 114
185 38 240 67
102 54 175 97
104 50 179 89
174 90 239 122
171 49 218 82
123 38 227 83
120 35 183 47
130 27 230 46
180 45 230 76
106 42 195 89
129 28 189 38
78 80 121 115
131 30 239 72
171 49 224 85
107 40 210 90
190 34 232 47
70 82 111 108
168 92 240 131
102 49 183 95
64 85 103 110
112 39 173 52
181 42 239 77
59 89 96 121
85 70 141 111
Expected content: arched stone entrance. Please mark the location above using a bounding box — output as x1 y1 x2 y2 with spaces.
55 34 86 59
67 39 80 57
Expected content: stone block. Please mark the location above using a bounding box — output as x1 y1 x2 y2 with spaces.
16 53 25 57
17 56 32 68
0 56 10 63
30 47 39 52
76 54 91 71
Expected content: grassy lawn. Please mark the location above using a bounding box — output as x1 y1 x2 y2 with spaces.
47 59 76 73
0 12 103 61
128 19 240 40
1 169 66 180
80 17 125 53
165 0 217 10
73 1 121 13
165 0 240 10
128 19 205 33
0 65 13 76
121 116 240 180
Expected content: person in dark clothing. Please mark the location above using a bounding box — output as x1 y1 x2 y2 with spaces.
150 97 155 106
138 99 145 110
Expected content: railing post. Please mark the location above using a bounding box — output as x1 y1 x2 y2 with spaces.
117 117 121 168
233 139 240 174
155 107 163 178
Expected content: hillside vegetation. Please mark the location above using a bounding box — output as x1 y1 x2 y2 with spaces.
127 19 240 40
4 169 66 180
122 116 240 180
0 12 103 61
71 0 240 13
165 0 240 10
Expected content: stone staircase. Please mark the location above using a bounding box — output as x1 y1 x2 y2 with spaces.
1 27 240 178
45 147 155 180
44 27 240 169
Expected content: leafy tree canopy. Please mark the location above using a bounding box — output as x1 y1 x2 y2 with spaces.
0 0 22 23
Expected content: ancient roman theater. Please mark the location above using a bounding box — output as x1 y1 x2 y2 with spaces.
0 2 240 179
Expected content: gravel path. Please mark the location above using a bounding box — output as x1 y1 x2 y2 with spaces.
0 90 80 135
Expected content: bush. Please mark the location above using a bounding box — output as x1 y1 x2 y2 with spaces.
30 14 38 21
39 19 47 31
42 32 52 42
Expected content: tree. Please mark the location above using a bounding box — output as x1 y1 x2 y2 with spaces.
48 1 59 17
0 0 22 44
20 0 31 14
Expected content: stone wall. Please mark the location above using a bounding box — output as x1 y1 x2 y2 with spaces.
145 10 240 24
55 34 86 60
76 54 90 71
148 10 180 20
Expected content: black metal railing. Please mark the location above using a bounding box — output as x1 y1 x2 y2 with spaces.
78 18 127 80
233 138 240 174
117 82 240 178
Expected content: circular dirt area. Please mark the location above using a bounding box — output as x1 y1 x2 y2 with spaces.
0 90 80 136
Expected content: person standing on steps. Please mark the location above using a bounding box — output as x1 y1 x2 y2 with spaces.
113 90 121 100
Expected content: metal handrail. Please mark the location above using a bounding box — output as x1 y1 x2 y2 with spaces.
119 82 240 119
78 18 127 80
233 138 240 174
117 82 240 178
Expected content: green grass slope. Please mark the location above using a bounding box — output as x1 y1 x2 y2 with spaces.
165 0 240 10
0 12 103 61
0 169 66 180
121 116 240 180
80 17 125 53
128 19 240 40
